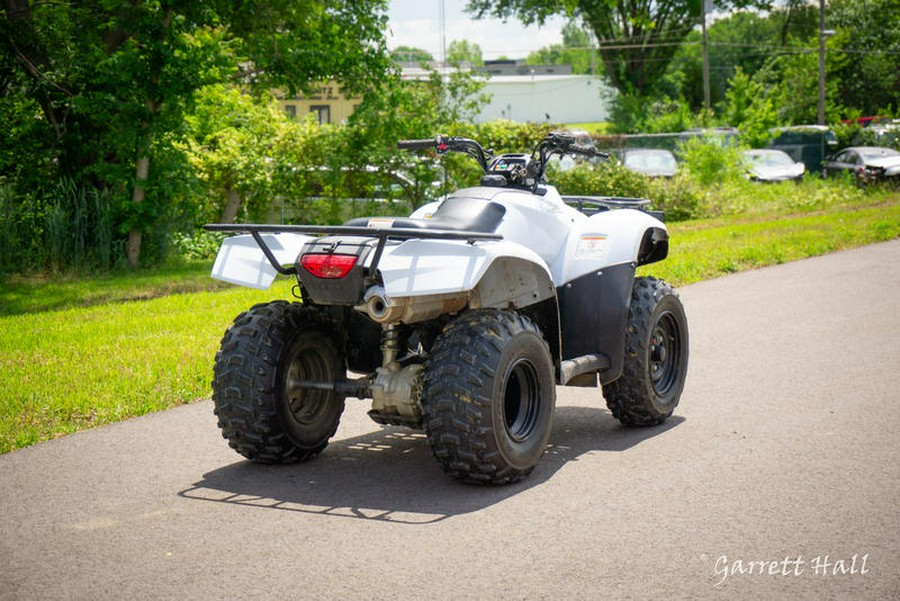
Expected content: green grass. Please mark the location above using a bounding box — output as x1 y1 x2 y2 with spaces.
564 121 612 135
642 200 900 285
1 189 898 453
0 278 295 452
0 261 231 317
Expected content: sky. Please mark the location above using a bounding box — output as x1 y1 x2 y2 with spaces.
386 0 567 62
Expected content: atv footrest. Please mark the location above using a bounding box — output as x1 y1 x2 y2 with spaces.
368 410 423 429
560 353 610 386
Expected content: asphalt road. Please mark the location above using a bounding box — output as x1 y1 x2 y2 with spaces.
2 240 899 600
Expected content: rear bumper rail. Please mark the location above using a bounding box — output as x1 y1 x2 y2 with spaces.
204 223 503 277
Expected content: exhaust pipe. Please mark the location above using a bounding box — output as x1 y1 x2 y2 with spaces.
364 288 404 324
360 286 468 325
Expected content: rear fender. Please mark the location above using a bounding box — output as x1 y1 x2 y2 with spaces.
211 233 312 290
589 209 668 266
375 239 551 298
469 256 556 310
364 240 556 324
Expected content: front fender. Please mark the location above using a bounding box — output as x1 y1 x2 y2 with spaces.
552 209 669 284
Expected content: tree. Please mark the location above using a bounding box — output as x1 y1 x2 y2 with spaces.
447 40 484 67
526 19 596 74
392 46 434 63
827 0 900 116
0 0 392 267
661 6 818 112
719 68 779 146
467 0 770 96
754 37 846 125
181 86 287 225
344 65 491 208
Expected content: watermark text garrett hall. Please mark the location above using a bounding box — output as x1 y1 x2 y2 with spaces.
712 553 870 586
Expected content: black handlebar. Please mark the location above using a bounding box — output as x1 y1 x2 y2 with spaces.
538 132 608 159
397 138 437 150
570 144 608 159
397 131 608 191
399 135 492 172
527 133 609 184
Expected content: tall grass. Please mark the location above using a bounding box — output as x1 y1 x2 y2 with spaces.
44 179 120 271
0 178 123 274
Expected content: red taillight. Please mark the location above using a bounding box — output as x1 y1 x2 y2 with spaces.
300 253 358 279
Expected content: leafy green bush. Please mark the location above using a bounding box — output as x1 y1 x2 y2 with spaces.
545 134 883 222
551 160 649 199
645 175 706 221
549 135 753 221
676 135 747 186
171 231 226 261
608 93 712 135
719 68 780 148
467 120 554 154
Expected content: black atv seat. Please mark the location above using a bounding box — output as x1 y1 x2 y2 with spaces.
344 197 506 233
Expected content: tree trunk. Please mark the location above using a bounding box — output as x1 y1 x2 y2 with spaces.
220 187 242 223
124 8 172 268
126 155 150 268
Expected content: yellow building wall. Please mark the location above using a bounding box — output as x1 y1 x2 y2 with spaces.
278 83 360 125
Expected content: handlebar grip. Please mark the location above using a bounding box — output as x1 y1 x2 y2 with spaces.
397 139 437 150
571 144 608 159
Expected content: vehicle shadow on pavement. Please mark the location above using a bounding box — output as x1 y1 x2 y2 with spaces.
179 406 683 525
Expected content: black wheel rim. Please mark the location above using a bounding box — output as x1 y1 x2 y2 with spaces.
503 359 541 442
284 341 333 426
649 311 682 398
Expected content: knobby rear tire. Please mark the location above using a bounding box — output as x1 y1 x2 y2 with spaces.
212 301 345 463
422 310 556 485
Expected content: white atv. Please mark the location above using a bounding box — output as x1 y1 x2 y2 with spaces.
206 132 688 485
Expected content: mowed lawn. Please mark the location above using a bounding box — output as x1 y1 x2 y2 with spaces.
2 191 899 453
1 280 294 452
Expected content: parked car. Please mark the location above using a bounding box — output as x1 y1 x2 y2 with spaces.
742 149 805 182
620 149 678 178
822 146 900 184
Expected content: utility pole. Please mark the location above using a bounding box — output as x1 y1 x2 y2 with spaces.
440 0 447 69
701 0 711 112
817 0 826 125
588 25 596 77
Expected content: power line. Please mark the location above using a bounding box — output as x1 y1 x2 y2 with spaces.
712 41 900 55
554 41 900 56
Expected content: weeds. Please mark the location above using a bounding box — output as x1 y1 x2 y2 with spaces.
0 178 125 274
